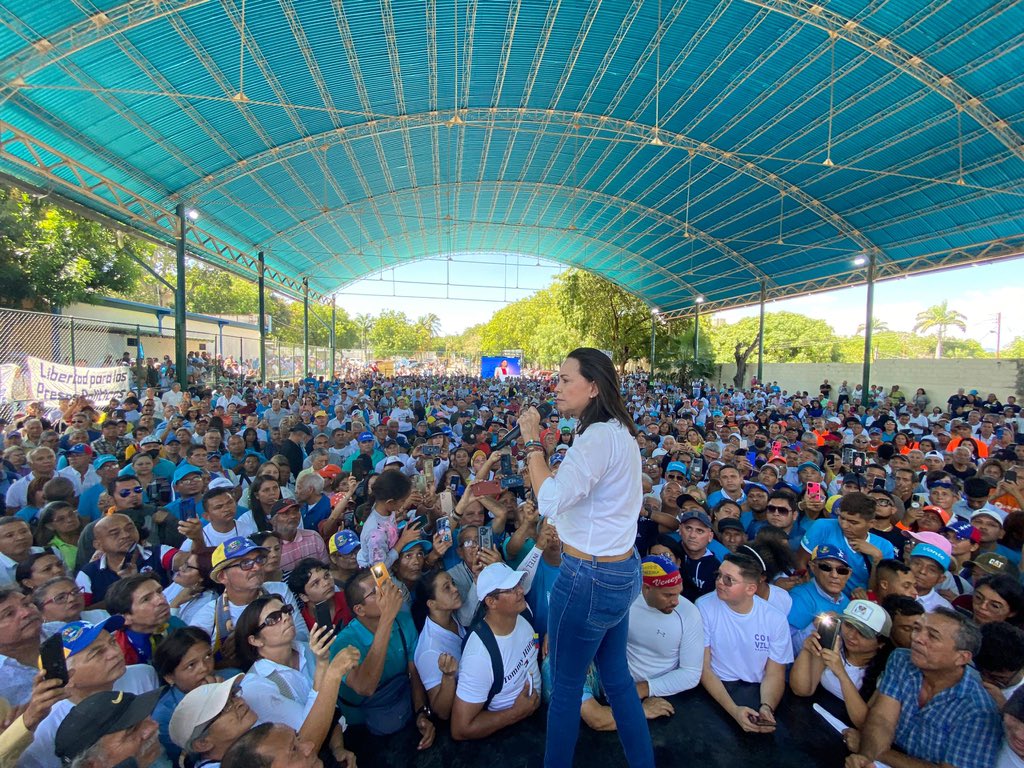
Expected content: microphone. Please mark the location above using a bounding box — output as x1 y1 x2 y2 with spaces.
492 402 554 452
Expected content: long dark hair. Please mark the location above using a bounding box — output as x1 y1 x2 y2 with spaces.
567 348 638 437
248 475 280 532
233 594 282 670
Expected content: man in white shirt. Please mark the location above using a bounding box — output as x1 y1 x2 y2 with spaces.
58 444 101 494
906 532 955 612
627 556 704 705
179 484 257 553
162 382 185 408
18 617 160 768
698 551 793 735
451 563 540 740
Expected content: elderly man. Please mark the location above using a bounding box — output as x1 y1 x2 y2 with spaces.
53 689 163 768
845 609 1001 768
168 675 258 768
75 513 171 607
17 617 160 768
270 498 328 574
5 447 56 512
294 472 332 531
0 586 43 707
222 723 323 768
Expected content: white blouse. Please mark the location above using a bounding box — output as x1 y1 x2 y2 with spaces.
536 419 641 557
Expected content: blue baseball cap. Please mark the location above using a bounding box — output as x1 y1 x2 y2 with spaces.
357 431 374 442
944 519 981 543
117 466 137 478
172 463 202 485
400 539 433 555
665 461 689 478
329 530 361 556
211 536 268 574
910 542 951 570
810 544 849 565
549 452 565 467
60 617 125 657
797 461 822 473
93 454 118 470
66 444 93 456
678 510 713 529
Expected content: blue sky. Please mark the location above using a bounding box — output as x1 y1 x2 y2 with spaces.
333 253 1024 349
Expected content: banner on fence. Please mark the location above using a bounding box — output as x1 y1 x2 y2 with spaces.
0 364 19 403
25 357 131 405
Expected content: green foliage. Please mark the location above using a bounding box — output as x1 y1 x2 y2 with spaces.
184 264 263 315
913 301 968 359
654 320 717 386
711 312 841 363
0 184 142 309
369 310 427 357
1002 337 1024 358
271 300 357 349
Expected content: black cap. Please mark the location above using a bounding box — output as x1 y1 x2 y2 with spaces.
55 689 161 763
289 423 311 435
717 518 745 534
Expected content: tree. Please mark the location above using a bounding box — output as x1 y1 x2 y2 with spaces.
1002 337 1024 359
711 313 840 364
183 264 262 315
732 334 761 389
0 184 142 309
855 318 890 335
352 313 374 359
559 269 654 373
654 322 716 387
913 301 967 359
369 310 422 357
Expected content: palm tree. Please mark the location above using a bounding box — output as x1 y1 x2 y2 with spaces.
913 301 967 359
353 313 374 360
855 317 889 335
416 313 442 354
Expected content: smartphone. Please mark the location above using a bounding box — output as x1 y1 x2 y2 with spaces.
691 458 704 476
413 473 428 494
314 599 334 631
147 481 160 502
851 452 867 474
179 497 196 520
370 562 390 588
841 446 855 466
478 526 494 551
817 615 841 651
439 490 454 518
39 633 68 685
421 445 441 457
1007 470 1018 483
449 475 459 492
771 441 783 459
472 480 502 497
806 481 824 501
436 516 452 543
500 453 513 475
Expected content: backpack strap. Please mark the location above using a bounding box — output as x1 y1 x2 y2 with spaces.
463 619 504 709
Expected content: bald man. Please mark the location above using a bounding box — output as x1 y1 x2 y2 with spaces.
75 513 171 607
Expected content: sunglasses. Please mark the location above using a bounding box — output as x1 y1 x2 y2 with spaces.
227 555 268 571
766 504 793 514
255 603 295 633
118 486 144 498
815 563 852 575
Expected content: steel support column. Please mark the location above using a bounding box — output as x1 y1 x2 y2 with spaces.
174 203 188 387
258 251 267 383
861 254 877 407
302 278 310 378
693 303 700 361
330 297 337 381
757 280 766 384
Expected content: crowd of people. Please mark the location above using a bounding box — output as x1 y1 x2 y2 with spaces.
0 370 1022 768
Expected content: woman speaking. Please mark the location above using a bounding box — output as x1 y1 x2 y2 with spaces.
517 348 653 768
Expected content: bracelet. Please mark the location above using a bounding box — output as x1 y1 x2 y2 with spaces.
523 440 542 449
759 702 774 714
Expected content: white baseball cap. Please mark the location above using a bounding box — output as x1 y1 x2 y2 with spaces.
843 600 891 639
169 674 244 750
476 562 524 601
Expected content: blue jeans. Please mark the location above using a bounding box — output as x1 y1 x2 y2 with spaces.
544 550 655 768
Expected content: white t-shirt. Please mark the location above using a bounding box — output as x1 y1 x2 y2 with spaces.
180 512 258 552
821 658 868 700
625 594 704 697
697 593 794 683
765 584 793 616
414 617 466 692
917 588 954 613
456 616 539 712
389 407 415 433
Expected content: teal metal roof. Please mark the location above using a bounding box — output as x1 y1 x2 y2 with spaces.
1 0 1022 314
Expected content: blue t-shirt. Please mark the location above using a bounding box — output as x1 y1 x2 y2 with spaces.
302 494 332 531
800 519 895 593
786 580 849 632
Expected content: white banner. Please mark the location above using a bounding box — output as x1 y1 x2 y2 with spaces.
25 357 131 405
0 364 18 403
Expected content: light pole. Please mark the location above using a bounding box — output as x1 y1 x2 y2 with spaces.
650 307 659 378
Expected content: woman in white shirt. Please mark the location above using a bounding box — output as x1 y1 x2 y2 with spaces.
236 594 360 745
518 348 653 768
389 397 415 434
411 570 465 720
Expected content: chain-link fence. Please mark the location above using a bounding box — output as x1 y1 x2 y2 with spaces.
0 306 360 422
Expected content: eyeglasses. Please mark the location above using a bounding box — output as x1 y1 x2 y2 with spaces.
874 499 894 507
117 486 144 498
490 585 524 598
461 540 480 549
42 586 83 606
255 603 294 633
227 555 268 571
715 573 747 587
815 563 852 575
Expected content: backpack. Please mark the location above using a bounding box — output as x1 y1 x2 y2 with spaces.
461 618 505 710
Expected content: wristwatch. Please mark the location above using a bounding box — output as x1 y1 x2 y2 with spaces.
416 704 433 719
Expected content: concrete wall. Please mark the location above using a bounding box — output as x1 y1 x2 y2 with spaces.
712 359 1024 401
